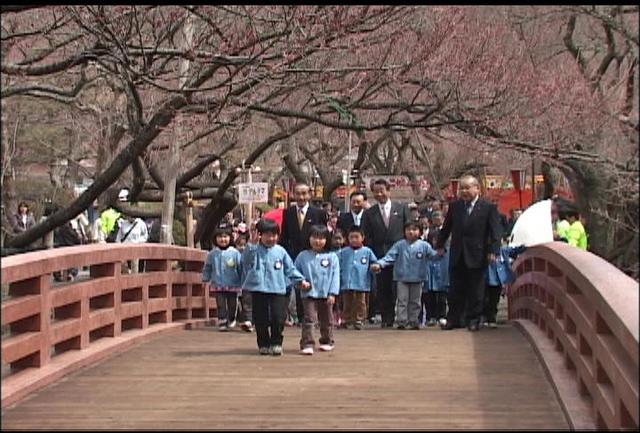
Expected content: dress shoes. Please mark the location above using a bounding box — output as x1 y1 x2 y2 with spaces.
467 320 480 332
441 322 459 330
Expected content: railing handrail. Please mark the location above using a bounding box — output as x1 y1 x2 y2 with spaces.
1 243 213 408
508 241 638 430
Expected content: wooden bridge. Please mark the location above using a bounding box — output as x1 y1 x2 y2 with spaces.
1 242 638 430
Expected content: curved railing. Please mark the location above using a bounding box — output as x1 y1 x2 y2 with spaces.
508 242 638 430
1 243 213 408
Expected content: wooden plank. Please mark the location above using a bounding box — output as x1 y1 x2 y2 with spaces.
1 325 568 430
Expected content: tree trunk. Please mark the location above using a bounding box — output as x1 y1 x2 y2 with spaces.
6 95 188 248
160 10 193 244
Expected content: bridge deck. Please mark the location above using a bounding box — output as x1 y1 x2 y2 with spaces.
1 324 568 430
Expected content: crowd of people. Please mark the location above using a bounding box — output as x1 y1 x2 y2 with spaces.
8 174 588 356
199 176 590 357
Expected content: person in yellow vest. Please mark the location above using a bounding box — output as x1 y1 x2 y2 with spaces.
551 196 571 243
565 206 588 250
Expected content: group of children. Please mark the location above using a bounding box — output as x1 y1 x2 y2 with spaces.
202 217 522 357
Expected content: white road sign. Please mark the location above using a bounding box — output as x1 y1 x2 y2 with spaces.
237 182 269 204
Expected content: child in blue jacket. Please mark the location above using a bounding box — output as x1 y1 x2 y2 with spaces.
423 211 449 327
202 224 243 331
242 219 309 356
294 225 340 355
372 221 438 329
483 243 526 328
338 226 377 330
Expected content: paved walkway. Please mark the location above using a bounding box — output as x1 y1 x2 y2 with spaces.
1 324 568 430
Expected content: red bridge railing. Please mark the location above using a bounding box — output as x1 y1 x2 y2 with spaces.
508 242 638 430
1 243 213 407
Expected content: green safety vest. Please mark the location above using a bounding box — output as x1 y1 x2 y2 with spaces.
566 220 588 250
100 208 121 235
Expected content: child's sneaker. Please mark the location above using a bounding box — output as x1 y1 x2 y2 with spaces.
353 321 363 330
487 321 498 329
300 346 314 355
318 344 334 352
218 320 228 331
259 347 270 356
241 321 254 332
438 318 448 327
396 324 406 330
426 318 437 327
228 320 237 329
270 345 283 356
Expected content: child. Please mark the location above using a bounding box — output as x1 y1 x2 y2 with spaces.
202 225 243 331
234 231 253 332
483 242 526 328
424 211 449 327
338 226 377 330
242 219 309 356
371 221 437 330
294 225 340 355
330 228 346 327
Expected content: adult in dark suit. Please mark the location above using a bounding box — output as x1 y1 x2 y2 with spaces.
279 182 328 322
337 191 367 234
436 175 502 331
361 179 410 327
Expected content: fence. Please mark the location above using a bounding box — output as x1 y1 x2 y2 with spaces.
1 243 213 407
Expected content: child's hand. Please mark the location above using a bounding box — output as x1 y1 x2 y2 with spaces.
371 263 381 273
300 280 311 290
437 248 445 257
327 295 335 305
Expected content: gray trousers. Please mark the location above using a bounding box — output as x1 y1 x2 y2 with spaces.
396 281 423 327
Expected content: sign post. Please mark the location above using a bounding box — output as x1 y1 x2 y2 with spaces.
238 181 269 223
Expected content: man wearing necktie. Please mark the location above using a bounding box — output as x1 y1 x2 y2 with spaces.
361 179 410 327
280 182 328 324
337 191 367 234
436 175 502 331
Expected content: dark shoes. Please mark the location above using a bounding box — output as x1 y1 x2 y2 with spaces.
467 320 481 332
441 322 459 330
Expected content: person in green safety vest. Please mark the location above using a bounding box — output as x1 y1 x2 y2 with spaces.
99 208 122 242
565 205 588 250
551 196 571 243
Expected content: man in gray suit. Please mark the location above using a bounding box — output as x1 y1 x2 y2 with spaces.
361 178 411 327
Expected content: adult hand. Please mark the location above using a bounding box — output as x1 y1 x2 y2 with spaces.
437 248 445 257
488 253 496 263
327 295 335 305
371 263 381 273
300 280 311 290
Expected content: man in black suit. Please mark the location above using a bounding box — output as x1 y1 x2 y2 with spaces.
337 191 367 233
279 182 328 323
361 179 410 327
436 175 502 331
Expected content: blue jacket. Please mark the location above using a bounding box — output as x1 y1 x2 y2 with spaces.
241 243 305 294
202 247 243 289
486 245 526 287
294 250 340 299
425 248 450 293
377 239 437 283
338 246 378 292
